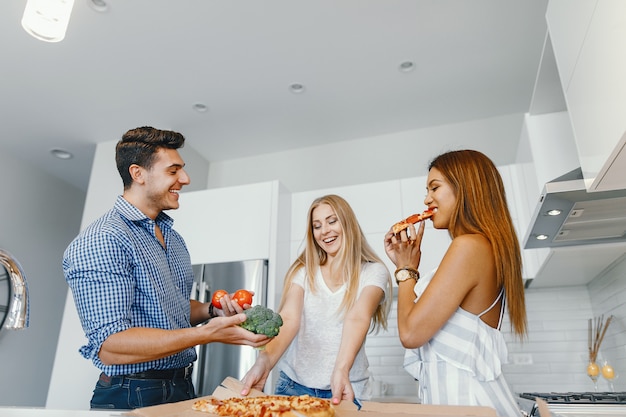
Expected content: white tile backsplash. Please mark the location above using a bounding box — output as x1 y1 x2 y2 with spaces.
501 286 595 393
364 298 420 398
587 254 626 391
501 263 626 394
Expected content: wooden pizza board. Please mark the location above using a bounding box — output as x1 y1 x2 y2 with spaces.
125 376 496 417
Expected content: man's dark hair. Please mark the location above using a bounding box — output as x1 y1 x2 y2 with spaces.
115 126 185 189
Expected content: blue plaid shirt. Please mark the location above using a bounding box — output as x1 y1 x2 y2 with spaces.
63 196 196 376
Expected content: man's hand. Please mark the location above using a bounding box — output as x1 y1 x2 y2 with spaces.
199 313 270 347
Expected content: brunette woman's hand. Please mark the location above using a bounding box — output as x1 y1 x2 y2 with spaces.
384 220 426 268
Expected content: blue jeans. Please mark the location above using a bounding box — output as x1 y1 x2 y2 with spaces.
275 371 362 409
90 371 196 410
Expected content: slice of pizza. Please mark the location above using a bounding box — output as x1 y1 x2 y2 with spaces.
392 209 434 234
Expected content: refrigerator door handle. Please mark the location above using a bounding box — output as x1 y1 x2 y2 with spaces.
198 281 208 303
190 281 198 301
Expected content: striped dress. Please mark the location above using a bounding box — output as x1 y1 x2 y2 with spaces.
403 270 521 417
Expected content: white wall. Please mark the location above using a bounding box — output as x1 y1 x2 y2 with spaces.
207 113 526 192
0 149 85 407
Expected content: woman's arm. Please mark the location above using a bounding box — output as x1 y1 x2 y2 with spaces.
331 285 384 404
396 233 491 348
240 283 304 395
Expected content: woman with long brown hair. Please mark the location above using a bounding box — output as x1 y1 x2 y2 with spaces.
241 194 392 405
384 149 526 417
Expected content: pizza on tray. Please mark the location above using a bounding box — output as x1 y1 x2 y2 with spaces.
192 394 335 417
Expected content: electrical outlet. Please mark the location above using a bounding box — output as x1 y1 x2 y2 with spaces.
511 353 533 365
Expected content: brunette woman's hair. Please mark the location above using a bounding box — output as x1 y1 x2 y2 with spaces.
280 194 392 333
429 149 527 338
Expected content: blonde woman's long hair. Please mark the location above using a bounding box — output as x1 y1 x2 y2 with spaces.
279 194 392 333
429 150 527 338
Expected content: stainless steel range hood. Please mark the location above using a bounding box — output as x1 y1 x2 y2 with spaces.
524 168 626 249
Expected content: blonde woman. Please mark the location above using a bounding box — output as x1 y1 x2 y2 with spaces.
241 194 392 406
384 150 527 417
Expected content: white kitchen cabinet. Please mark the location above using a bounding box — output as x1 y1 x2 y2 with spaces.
288 178 450 279
499 164 551 281
509 111 580 281
545 0 597 90
290 180 404 275
523 112 580 188
169 181 277 264
547 0 626 191
170 180 291 312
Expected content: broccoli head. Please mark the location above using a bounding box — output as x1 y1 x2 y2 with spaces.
240 305 283 337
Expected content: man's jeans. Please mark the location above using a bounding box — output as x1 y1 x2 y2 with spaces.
90 372 196 410
274 370 362 409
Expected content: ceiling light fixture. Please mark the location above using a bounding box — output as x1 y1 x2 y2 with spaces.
535 234 549 241
21 0 75 43
192 103 209 113
398 61 416 72
50 148 74 160
289 83 306 94
546 209 562 216
88 0 109 13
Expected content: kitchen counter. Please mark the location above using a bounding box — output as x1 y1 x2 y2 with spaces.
0 398 421 416
0 407 125 417
368 396 420 403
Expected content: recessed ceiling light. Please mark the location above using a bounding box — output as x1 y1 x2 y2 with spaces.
535 234 549 241
546 209 562 216
50 149 73 160
289 83 305 94
398 61 415 72
192 103 209 113
88 0 109 13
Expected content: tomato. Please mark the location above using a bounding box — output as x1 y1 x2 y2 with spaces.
232 289 253 308
211 289 229 309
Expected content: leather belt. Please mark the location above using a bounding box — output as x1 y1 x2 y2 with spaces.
125 363 193 380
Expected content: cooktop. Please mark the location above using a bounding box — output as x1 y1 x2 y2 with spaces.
519 391 626 404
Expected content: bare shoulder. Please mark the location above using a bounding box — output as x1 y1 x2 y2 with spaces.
448 233 491 256
443 234 494 283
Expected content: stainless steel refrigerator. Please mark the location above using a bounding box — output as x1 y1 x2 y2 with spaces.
191 259 268 396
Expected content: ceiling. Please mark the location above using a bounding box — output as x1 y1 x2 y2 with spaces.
0 0 549 192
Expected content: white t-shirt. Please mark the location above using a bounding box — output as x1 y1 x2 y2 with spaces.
278 261 389 399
